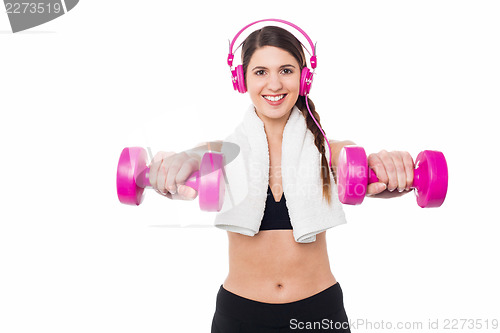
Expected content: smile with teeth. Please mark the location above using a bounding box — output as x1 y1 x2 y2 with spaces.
263 94 286 102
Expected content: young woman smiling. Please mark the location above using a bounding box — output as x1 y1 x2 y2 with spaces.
149 21 414 333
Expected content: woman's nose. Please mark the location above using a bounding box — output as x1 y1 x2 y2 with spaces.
266 73 283 91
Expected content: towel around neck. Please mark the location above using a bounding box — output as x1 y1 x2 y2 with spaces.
214 104 347 243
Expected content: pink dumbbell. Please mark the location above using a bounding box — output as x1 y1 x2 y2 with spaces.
337 146 448 208
116 147 225 212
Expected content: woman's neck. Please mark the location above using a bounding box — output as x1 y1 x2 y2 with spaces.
256 109 291 142
264 123 285 143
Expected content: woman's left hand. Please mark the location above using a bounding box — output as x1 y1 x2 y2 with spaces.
366 150 414 198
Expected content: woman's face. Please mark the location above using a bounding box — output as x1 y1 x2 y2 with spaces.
245 46 301 121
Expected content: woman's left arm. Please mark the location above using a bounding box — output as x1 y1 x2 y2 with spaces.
329 141 414 199
329 140 356 170
329 140 356 184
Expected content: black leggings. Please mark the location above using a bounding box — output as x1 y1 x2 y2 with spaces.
211 282 351 332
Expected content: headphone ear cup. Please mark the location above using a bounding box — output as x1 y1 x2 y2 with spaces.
232 65 246 93
300 67 313 96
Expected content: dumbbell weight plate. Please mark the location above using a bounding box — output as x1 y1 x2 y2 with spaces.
337 146 369 205
198 152 225 212
116 147 148 206
414 150 448 208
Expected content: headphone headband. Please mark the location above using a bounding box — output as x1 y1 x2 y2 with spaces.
227 18 317 69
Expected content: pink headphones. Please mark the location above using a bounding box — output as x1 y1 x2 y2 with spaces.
227 18 317 96
227 19 333 169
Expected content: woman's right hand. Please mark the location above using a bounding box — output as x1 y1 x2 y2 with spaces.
148 151 200 200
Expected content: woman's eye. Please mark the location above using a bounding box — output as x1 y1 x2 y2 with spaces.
255 70 266 76
282 68 293 74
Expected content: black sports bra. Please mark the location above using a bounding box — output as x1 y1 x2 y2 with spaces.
259 185 293 230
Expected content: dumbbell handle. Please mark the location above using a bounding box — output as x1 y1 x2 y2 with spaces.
367 169 380 185
366 169 420 190
134 167 200 192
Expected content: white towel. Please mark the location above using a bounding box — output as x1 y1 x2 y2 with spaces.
214 104 347 243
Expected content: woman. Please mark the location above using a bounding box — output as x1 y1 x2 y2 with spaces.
149 23 414 332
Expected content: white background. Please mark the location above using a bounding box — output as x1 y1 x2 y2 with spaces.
1 0 499 332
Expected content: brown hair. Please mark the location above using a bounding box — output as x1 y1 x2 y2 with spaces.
241 26 334 204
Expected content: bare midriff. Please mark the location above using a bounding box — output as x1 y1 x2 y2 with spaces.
223 229 337 304
222 131 337 304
